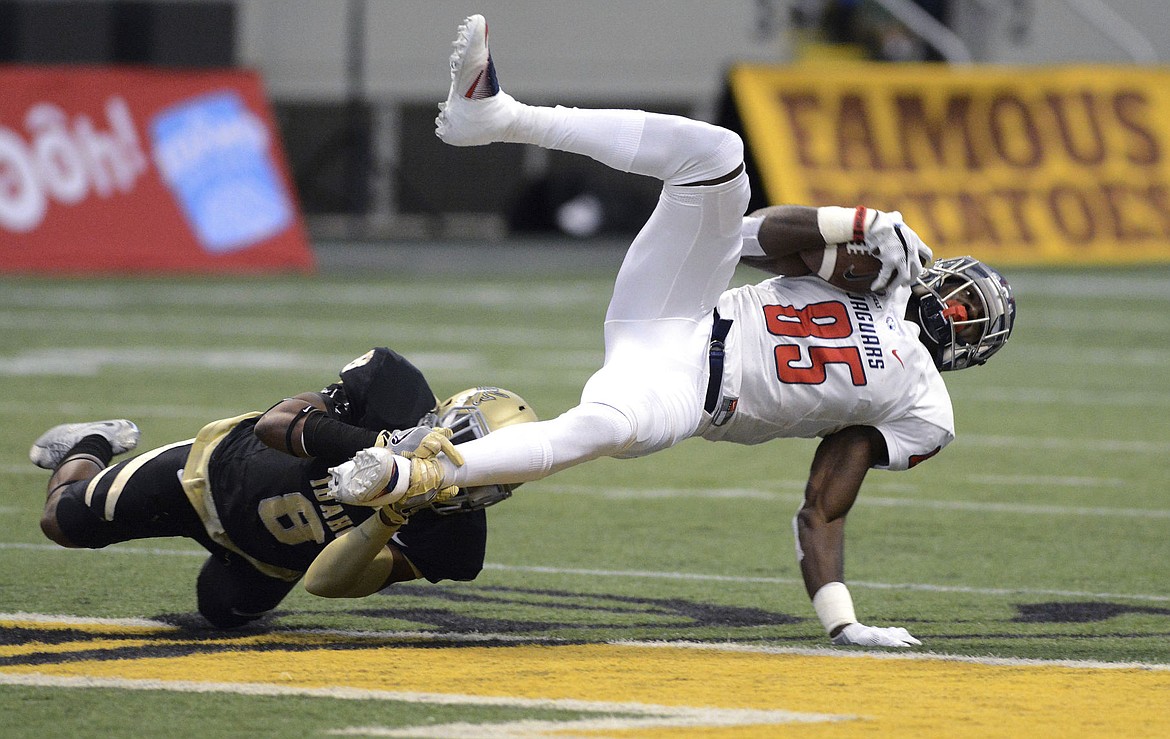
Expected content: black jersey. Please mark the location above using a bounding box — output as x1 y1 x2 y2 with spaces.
201 348 486 580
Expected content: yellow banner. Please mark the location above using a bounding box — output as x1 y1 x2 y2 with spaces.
729 64 1170 265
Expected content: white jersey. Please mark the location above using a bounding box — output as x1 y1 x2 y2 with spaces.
699 275 954 470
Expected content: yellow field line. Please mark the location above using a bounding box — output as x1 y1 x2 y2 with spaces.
4 619 1169 737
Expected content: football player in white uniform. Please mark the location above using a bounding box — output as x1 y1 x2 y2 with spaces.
329 15 1015 647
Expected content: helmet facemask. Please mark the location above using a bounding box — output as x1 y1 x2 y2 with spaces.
430 387 537 514
911 256 1016 371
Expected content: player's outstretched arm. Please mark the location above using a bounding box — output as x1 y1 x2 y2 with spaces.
255 394 462 468
255 392 385 460
794 426 921 647
303 508 418 598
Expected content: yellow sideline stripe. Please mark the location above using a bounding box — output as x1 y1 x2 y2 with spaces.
5 629 1169 737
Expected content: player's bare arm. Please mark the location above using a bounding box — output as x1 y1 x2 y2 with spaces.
795 425 883 604
795 426 922 647
752 205 825 256
303 507 423 598
256 390 463 491
738 205 823 275
254 393 330 456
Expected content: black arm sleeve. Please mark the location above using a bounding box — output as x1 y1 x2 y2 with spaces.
300 410 382 462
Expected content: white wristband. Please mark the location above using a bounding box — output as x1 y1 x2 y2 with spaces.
817 206 875 245
812 581 858 634
740 215 765 258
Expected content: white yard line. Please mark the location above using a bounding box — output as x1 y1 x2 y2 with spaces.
620 640 1170 671
2 543 1166 603
0 401 241 420
0 346 474 375
0 312 599 347
863 496 1168 518
0 672 849 735
957 386 1170 408
0 282 613 310
963 434 1168 455
326 713 843 737
0 347 598 381
476 563 1170 603
1010 275 1170 299
536 483 1162 517
963 473 1123 487
0 542 208 557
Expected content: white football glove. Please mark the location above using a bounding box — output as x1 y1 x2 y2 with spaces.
831 622 922 648
865 210 932 293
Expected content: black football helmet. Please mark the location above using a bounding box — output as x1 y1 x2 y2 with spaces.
910 256 1016 371
430 386 537 514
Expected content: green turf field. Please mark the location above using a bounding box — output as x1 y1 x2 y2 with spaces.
2 258 1168 737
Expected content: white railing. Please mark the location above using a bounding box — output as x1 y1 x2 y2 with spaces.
869 0 974 63
870 0 1159 64
1062 0 1159 63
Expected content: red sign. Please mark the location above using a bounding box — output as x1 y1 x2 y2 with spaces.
0 66 314 273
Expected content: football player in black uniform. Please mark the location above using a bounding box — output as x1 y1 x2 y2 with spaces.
31 347 536 628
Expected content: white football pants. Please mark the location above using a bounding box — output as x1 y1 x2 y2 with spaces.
444 105 750 488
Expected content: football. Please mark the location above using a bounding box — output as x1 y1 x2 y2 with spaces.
799 243 882 292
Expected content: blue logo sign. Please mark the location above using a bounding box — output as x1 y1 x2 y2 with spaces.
150 91 293 253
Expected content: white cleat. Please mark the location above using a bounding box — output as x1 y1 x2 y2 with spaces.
29 419 140 470
328 447 405 507
435 13 520 147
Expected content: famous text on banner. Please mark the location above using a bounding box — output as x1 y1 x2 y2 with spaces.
729 64 1170 265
